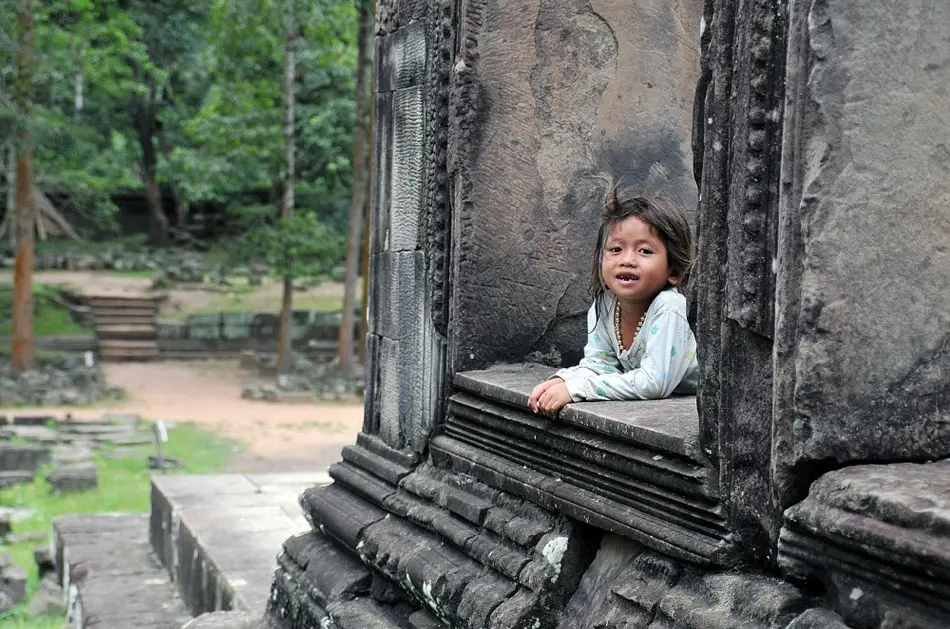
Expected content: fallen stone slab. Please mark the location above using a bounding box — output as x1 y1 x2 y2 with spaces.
0 442 50 473
28 575 64 618
149 455 185 470
11 416 55 426
182 612 272 629
47 465 99 493
103 433 155 447
0 554 27 611
4 531 45 545
51 444 95 466
0 425 60 443
100 412 142 427
0 470 35 489
53 514 192 629
59 423 135 436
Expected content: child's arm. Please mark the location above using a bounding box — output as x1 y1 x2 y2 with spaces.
529 303 620 415
553 304 622 382
564 308 696 401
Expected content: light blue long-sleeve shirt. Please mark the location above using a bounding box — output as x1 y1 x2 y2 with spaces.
553 289 698 401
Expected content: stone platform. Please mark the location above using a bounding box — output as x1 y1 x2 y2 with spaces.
53 514 192 629
150 473 330 616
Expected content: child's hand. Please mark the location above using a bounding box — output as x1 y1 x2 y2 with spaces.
528 378 560 413
528 378 572 417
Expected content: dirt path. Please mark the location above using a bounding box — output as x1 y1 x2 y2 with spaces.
11 360 364 473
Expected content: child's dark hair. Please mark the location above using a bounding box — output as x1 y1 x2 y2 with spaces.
589 189 694 308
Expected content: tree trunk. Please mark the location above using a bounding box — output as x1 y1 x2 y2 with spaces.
276 8 296 376
12 0 35 373
132 88 168 246
340 0 372 374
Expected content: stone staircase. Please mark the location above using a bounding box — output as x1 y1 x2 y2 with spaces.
88 294 164 361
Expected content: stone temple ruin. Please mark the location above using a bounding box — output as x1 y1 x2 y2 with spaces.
236 1 950 628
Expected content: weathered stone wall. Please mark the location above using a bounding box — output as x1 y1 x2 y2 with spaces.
772 0 950 506
448 0 701 374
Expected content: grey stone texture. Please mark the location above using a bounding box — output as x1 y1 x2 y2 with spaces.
53 514 191 629
0 554 27 612
448 0 700 375
260 1 950 628
778 460 950 629
772 0 950 505
440 365 730 566
0 442 50 473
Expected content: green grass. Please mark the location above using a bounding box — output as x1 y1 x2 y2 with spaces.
0 422 240 627
0 285 92 338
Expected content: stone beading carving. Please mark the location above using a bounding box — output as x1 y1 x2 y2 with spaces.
423 0 454 336
723 0 787 337
692 0 790 561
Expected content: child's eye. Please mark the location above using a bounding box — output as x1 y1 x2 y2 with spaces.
608 247 622 253
639 248 653 255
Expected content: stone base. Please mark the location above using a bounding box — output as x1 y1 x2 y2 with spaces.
149 473 329 615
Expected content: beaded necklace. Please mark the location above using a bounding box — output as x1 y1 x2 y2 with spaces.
614 302 646 352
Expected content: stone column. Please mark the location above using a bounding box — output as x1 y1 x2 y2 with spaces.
364 0 452 452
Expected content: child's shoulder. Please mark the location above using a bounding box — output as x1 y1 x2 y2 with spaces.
650 288 688 315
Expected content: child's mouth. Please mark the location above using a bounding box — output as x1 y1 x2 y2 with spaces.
616 274 639 284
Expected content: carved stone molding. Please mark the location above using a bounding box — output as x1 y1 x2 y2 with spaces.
444 364 734 567
778 460 950 629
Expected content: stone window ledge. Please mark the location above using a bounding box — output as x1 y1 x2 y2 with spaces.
453 363 706 461
434 363 735 567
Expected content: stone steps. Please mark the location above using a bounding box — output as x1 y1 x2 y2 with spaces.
52 513 192 629
149 473 330 616
88 293 164 362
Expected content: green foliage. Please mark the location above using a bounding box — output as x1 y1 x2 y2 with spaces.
218 207 345 280
0 0 360 247
0 422 238 626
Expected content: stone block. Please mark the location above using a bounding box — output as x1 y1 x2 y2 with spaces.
773 0 950 504
28 575 64 618
0 471 34 489
0 554 27 610
47 465 99 493
0 442 49 473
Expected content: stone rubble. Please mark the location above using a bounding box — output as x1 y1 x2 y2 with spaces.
240 352 364 403
0 354 123 407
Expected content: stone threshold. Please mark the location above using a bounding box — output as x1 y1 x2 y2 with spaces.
53 513 192 629
446 363 732 566
149 472 330 616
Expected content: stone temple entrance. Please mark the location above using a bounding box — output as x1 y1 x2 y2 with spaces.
257 1 950 629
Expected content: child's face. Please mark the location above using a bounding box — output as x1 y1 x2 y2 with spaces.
601 216 677 304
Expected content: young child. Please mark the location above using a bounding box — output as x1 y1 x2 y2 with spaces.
528 190 698 416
